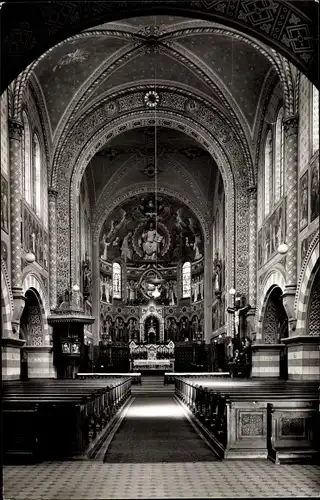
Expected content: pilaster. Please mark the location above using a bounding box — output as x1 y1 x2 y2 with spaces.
204 235 212 343
48 188 58 308
8 119 26 336
282 115 299 335
247 185 257 308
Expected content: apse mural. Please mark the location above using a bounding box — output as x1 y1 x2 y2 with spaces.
100 194 204 264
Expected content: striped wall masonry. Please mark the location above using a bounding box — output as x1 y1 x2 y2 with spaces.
287 343 320 380
251 346 281 378
2 346 21 380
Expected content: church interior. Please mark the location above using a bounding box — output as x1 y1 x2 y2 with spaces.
1 1 320 498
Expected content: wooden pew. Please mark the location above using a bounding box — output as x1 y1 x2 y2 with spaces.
164 372 230 385
3 377 131 463
76 372 142 384
174 377 320 463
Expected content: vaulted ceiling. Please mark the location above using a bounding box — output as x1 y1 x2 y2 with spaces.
31 15 279 216
33 15 275 137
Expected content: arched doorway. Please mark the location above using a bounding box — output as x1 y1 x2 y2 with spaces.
20 288 44 380
307 266 320 336
262 285 288 379
262 286 288 344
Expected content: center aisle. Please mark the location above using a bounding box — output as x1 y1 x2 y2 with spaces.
103 395 218 463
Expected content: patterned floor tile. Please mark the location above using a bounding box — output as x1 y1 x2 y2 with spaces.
3 461 320 499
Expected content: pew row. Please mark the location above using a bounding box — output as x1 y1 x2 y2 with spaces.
76 372 141 384
174 377 320 463
3 377 131 463
164 372 230 385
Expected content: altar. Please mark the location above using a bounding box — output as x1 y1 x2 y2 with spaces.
132 359 172 371
129 340 175 372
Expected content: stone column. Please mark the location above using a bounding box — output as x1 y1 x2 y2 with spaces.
8 119 26 335
204 235 213 343
48 188 58 309
246 185 257 338
282 115 299 334
91 240 100 346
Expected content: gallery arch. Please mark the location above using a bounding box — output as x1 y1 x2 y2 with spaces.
262 286 288 345
307 265 320 336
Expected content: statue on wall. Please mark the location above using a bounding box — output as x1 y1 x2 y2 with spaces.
83 252 92 299
128 318 138 341
121 232 133 261
213 252 222 293
168 280 177 305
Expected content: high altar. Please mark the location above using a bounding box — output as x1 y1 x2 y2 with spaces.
129 301 175 371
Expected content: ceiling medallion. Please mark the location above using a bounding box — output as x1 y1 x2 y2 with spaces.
144 90 159 108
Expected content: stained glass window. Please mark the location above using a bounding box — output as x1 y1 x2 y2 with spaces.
264 130 273 217
22 111 32 205
182 261 191 298
113 262 121 299
33 134 41 217
274 107 284 202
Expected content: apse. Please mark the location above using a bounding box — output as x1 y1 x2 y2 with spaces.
98 193 205 358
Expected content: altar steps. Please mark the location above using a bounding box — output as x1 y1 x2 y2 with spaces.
132 375 174 395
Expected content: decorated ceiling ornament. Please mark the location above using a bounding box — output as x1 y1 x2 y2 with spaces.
185 99 200 114
144 90 159 108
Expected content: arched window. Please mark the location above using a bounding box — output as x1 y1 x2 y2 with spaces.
112 262 121 299
312 85 319 155
22 111 32 205
33 134 41 217
264 130 273 217
274 107 284 202
182 261 191 298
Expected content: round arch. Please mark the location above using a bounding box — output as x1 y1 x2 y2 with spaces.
20 287 44 346
1 1 318 93
54 104 241 306
295 239 319 335
22 273 50 345
256 268 286 341
1 266 13 337
261 284 288 344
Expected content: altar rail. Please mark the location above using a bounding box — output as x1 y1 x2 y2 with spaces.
175 377 320 463
164 372 230 384
76 373 141 384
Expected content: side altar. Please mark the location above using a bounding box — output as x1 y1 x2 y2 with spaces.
129 340 175 371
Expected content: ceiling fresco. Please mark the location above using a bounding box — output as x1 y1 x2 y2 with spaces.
32 15 274 137
99 194 204 266
86 50 217 105
34 35 130 132
176 33 272 128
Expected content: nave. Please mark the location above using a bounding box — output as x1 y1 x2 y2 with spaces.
3 374 320 499
1 2 320 499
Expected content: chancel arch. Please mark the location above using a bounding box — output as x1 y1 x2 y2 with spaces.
56 106 243 337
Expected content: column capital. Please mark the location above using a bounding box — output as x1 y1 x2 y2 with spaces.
48 187 59 199
8 119 23 141
283 114 299 136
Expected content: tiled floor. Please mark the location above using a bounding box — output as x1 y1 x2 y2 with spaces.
4 460 320 499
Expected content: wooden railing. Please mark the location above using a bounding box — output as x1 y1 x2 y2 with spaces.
174 377 320 462
76 372 141 384
164 372 230 384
